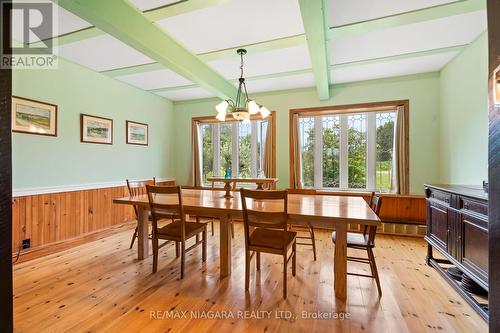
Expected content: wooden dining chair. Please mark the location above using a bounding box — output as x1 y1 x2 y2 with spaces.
127 177 156 249
288 223 316 261
240 188 297 299
332 194 383 296
146 185 207 277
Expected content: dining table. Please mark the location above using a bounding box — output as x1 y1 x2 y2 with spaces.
113 189 380 301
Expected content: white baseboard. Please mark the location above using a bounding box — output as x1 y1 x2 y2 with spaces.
12 177 175 197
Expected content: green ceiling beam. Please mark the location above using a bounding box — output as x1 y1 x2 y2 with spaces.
330 0 485 39
198 34 307 62
101 34 306 78
298 0 331 100
55 0 236 99
150 43 470 94
31 0 229 47
101 62 165 78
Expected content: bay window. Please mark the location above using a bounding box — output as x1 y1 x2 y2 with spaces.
192 114 275 187
291 101 408 194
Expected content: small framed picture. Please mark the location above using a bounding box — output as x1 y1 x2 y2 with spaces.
12 96 57 136
80 114 113 144
126 120 148 146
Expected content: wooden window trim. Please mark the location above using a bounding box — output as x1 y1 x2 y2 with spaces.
192 112 276 188
289 100 410 192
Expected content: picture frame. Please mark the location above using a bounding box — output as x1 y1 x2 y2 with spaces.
11 96 57 137
126 120 148 146
80 114 113 145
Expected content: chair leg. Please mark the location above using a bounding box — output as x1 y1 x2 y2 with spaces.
180 241 185 279
152 236 159 273
256 251 261 271
283 253 288 299
231 221 234 238
245 250 250 291
196 234 199 243
129 227 138 249
292 242 296 277
309 224 317 261
211 220 214 236
175 241 180 258
368 248 382 296
202 228 207 262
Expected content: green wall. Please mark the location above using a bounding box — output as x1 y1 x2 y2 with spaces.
439 32 489 184
12 58 175 191
174 73 442 194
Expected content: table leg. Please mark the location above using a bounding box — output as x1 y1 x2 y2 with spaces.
219 214 232 278
137 206 149 260
334 223 347 301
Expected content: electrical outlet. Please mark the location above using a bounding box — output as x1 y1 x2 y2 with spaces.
22 238 30 250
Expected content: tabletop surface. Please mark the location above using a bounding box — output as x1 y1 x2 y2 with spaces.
114 189 380 225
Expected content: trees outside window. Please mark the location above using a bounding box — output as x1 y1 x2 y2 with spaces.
199 120 269 185
299 111 396 192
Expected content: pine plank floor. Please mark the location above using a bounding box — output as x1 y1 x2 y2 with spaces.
13 222 487 333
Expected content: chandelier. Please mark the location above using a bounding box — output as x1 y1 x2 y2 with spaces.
215 49 270 123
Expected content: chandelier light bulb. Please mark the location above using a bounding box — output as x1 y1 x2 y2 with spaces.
215 100 229 114
248 100 260 115
216 111 226 121
259 106 271 119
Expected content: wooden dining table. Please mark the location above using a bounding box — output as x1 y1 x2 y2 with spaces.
113 189 380 301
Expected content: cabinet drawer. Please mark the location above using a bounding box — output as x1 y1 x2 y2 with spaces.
460 197 488 217
429 189 452 206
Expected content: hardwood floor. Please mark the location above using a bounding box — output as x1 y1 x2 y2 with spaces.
13 222 486 333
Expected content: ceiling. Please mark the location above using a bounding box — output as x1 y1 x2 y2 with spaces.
15 0 487 102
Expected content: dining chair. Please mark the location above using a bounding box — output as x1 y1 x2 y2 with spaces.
126 177 156 249
146 185 207 277
240 188 297 299
288 223 316 261
332 194 383 296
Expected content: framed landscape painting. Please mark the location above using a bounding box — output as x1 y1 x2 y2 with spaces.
12 96 57 136
80 114 113 144
126 120 148 146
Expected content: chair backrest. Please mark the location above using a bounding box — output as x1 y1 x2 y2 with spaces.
366 195 383 246
146 185 185 237
127 178 156 218
368 191 375 207
240 188 288 248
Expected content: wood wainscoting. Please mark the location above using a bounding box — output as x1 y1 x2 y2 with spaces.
12 181 174 262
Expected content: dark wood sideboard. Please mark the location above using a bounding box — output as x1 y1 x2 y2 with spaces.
424 184 488 320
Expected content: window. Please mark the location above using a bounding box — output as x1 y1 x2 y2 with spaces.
197 118 272 186
296 108 398 192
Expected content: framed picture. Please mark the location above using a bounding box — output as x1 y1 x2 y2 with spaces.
80 114 113 144
126 120 148 146
12 96 57 136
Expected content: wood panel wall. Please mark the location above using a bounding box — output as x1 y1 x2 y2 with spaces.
11 181 174 254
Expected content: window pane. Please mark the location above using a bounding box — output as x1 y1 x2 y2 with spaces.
322 116 340 188
200 124 213 185
348 114 367 189
238 122 251 178
219 123 232 177
299 117 315 187
376 112 396 192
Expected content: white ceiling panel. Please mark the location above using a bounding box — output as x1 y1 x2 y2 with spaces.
245 72 316 94
156 87 216 101
330 10 487 64
332 51 459 84
58 34 154 71
156 0 304 54
116 69 192 90
11 1 92 43
329 0 457 27
128 0 181 11
208 45 312 80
